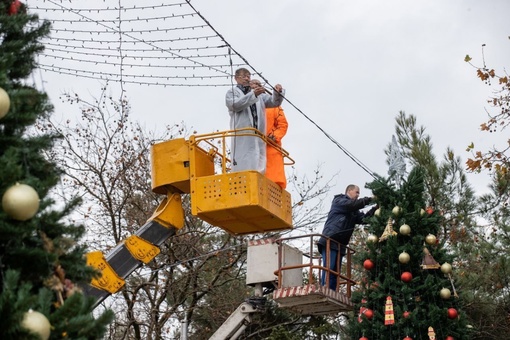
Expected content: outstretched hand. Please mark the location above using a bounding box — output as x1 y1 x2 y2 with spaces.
253 86 266 97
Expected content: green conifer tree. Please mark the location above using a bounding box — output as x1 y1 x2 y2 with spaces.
348 167 471 340
0 1 113 339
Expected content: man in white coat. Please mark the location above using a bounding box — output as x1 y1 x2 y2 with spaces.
225 68 284 173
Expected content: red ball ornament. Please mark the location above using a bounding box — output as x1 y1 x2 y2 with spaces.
8 0 22 15
364 308 374 320
363 259 374 270
359 337 369 340
403 337 413 340
447 308 458 319
445 337 454 340
403 311 411 318
426 206 434 214
401 271 413 283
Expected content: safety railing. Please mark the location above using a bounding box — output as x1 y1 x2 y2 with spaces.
275 234 357 296
188 128 295 175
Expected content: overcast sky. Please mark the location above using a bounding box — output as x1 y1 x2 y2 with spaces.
29 0 510 220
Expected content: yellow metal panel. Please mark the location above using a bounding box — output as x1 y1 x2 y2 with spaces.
150 138 191 194
191 171 292 235
125 235 161 264
148 193 185 230
151 138 215 194
190 144 215 178
86 251 125 294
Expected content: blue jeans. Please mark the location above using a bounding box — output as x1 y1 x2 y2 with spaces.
320 247 341 290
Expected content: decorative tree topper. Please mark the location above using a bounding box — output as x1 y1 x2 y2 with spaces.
388 135 406 188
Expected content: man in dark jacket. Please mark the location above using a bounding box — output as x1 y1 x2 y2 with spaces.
317 184 377 290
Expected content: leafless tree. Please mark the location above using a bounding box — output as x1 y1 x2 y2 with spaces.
41 87 335 339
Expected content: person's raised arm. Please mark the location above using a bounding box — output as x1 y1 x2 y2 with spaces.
264 83 285 108
344 196 374 211
225 88 257 112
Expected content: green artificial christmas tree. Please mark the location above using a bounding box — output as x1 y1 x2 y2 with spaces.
348 167 471 340
0 1 113 339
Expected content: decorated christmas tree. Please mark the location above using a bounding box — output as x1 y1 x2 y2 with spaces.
348 167 471 340
0 1 113 339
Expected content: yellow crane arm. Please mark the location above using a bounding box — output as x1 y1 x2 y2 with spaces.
83 193 184 306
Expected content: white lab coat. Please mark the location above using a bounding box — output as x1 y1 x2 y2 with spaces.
225 86 284 173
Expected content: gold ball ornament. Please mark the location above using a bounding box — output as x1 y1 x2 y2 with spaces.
392 206 401 216
0 87 10 119
441 262 453 274
21 309 51 340
420 208 426 216
399 251 410 264
374 208 381 217
2 183 40 221
367 234 378 243
399 224 411 235
440 287 452 299
425 234 437 245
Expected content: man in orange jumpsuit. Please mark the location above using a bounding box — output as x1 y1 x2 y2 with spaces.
250 80 288 189
265 106 288 189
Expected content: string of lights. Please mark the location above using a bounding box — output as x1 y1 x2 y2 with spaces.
37 64 233 86
30 0 235 79
29 0 377 178
33 2 189 12
43 42 233 59
41 53 241 70
49 25 212 34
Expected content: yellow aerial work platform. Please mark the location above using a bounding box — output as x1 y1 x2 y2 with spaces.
150 129 294 235
84 129 294 306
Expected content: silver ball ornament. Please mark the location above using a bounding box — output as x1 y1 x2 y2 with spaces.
399 224 411 236
367 234 378 243
0 87 10 119
441 262 453 274
440 287 451 299
2 183 40 221
399 251 410 264
21 309 51 340
425 234 437 245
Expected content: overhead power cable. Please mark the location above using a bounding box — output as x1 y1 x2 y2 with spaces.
184 0 376 179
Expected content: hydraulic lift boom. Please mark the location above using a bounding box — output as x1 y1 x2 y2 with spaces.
83 132 293 307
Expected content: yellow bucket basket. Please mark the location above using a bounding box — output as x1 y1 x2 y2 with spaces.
150 129 293 235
